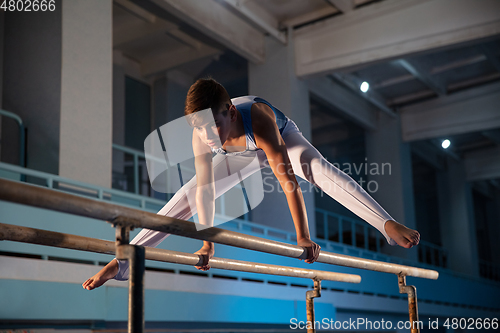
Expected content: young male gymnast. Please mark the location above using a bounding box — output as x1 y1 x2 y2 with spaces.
82 78 419 290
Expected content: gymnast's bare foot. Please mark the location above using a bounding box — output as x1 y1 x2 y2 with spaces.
384 220 420 248
82 259 119 290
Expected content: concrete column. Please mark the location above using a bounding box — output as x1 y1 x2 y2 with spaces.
58 0 113 187
365 113 417 260
248 33 315 237
111 58 126 191
249 33 311 139
440 158 479 276
113 61 126 147
2 1 62 173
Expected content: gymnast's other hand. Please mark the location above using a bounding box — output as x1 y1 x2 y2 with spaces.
297 238 321 264
194 242 215 271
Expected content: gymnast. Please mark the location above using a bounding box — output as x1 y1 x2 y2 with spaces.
82 78 419 290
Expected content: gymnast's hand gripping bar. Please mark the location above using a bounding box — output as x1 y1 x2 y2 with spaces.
0 178 439 279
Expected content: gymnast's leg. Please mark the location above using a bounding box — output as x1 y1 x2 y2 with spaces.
82 152 264 290
282 126 419 249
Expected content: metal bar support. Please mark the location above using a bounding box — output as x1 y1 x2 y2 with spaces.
306 279 321 333
133 154 139 194
117 244 145 333
338 217 343 244
351 221 356 246
115 224 130 247
115 225 145 333
398 274 420 333
364 225 369 250
323 213 328 240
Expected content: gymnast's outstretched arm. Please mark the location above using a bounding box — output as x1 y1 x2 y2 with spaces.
191 127 216 271
252 103 321 264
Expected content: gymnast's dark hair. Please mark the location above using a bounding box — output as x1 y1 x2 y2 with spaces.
184 77 231 117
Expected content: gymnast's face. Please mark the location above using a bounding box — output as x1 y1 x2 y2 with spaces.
193 104 233 148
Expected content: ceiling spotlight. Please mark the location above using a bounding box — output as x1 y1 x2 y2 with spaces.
441 139 451 149
360 81 369 93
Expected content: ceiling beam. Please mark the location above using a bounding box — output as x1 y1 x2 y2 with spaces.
294 0 500 77
372 74 414 89
149 0 265 64
397 59 447 96
219 0 287 44
113 19 177 48
388 70 500 106
430 54 487 74
374 54 491 90
307 76 377 130
481 129 500 145
282 6 338 28
114 17 205 51
447 72 500 92
400 81 500 142
331 72 396 117
479 44 500 73
114 0 156 23
141 45 222 77
167 28 203 49
387 90 435 107
465 146 500 181
326 0 355 13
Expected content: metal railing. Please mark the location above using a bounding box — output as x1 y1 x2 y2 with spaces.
0 161 166 212
480 259 500 282
316 208 383 252
0 178 438 333
316 209 451 270
0 109 25 168
112 143 197 195
418 240 448 268
112 143 142 195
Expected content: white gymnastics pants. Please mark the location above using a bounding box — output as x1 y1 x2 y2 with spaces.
114 119 396 280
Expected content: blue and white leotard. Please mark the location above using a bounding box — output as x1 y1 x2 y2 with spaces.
211 96 291 155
